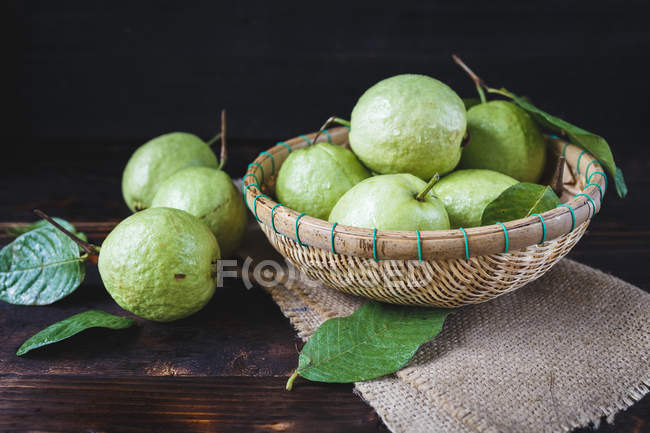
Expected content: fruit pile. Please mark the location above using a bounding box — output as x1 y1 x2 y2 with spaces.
1 112 248 331
276 73 550 232
104 112 247 322
1 58 625 356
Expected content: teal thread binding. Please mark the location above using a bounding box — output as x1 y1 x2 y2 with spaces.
277 141 292 153
459 227 469 260
242 173 259 185
330 222 338 254
562 142 569 158
244 183 259 210
295 213 307 246
322 129 332 143
530 213 547 244
587 171 608 194
253 194 269 222
574 193 597 219
584 160 602 179
495 222 509 253
416 230 422 262
586 182 604 203
576 150 590 174
270 203 284 234
258 151 275 174
372 228 379 262
248 162 264 183
299 134 311 146
557 204 576 232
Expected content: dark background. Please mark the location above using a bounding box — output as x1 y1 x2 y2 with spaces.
4 0 650 224
2 2 650 432
5 1 650 151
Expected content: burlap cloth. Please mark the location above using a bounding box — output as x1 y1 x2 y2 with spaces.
239 222 650 433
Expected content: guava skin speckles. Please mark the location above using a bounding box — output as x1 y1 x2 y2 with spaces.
276 142 371 220
328 174 450 231
98 207 220 322
460 100 547 182
432 169 518 229
151 166 247 258
121 132 219 212
349 74 467 180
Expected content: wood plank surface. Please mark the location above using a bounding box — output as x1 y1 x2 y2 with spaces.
1 137 649 432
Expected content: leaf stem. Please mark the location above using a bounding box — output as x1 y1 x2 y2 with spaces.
485 87 515 98
334 117 351 127
33 209 100 256
415 174 440 202
285 370 299 391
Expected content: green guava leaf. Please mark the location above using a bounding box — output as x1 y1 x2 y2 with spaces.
0 227 86 305
502 89 627 198
482 182 561 226
289 301 453 386
6 218 88 242
17 310 135 356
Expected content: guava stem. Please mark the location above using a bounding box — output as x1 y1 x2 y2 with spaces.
452 54 487 101
218 109 227 170
415 173 440 201
33 209 101 256
285 370 300 391
311 115 341 146
476 84 487 104
206 133 221 147
334 117 351 127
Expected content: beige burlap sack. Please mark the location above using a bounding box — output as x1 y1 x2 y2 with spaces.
239 222 650 433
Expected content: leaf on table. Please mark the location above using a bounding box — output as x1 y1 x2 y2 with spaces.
0 226 87 305
503 90 627 198
6 217 88 242
482 182 561 226
17 310 135 356
287 301 453 387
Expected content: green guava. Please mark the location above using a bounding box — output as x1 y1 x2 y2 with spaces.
328 174 450 231
151 166 247 258
275 142 370 220
460 100 547 182
432 169 518 229
98 207 220 322
349 74 466 180
121 132 219 212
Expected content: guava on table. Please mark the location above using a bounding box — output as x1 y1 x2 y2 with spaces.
275 142 370 220
151 166 247 258
432 169 518 229
460 100 547 182
122 132 219 212
328 174 450 231
349 74 466 180
98 207 220 322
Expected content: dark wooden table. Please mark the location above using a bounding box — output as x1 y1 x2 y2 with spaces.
1 139 648 433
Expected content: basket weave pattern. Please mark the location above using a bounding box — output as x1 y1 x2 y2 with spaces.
245 127 605 307
262 221 588 307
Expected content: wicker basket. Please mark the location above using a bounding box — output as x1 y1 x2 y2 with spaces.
243 127 606 307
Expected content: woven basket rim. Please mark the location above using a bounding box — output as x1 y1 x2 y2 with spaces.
243 126 606 260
